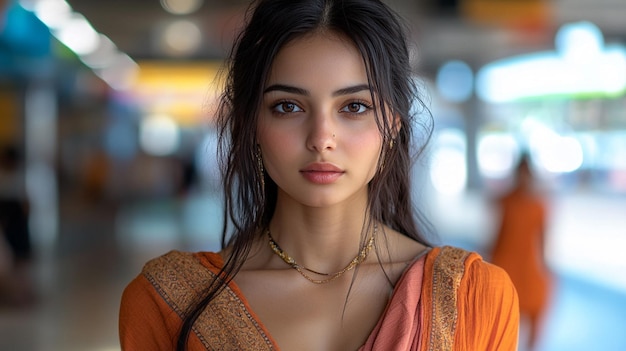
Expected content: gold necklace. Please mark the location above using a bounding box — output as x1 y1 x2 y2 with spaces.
266 225 377 284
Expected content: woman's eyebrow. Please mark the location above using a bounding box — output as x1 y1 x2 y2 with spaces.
332 84 370 97
263 84 371 96
264 84 308 95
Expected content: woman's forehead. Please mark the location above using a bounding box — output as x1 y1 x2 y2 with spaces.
265 32 367 88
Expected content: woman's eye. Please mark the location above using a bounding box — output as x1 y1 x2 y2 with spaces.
341 102 370 114
273 101 302 114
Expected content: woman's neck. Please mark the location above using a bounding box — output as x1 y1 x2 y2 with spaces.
267 197 373 274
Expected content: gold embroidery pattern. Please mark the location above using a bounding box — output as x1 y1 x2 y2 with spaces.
144 251 275 350
428 246 470 351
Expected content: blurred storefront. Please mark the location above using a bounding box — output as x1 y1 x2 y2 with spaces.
474 21 626 193
1 1 225 254
427 20 626 298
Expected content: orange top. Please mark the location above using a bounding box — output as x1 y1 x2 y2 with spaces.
119 246 519 350
422 247 520 351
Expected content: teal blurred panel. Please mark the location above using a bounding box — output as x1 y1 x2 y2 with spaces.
0 3 52 77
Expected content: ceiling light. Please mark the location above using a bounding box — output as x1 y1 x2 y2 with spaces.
160 0 203 15
94 53 139 91
33 0 72 30
159 19 202 57
55 13 100 55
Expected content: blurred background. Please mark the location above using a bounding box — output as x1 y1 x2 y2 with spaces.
0 0 625 350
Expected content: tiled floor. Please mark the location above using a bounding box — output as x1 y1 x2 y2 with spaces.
0 191 625 351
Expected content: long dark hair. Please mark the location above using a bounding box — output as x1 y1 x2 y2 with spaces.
177 0 433 348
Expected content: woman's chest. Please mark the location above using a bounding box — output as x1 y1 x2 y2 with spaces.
235 268 395 351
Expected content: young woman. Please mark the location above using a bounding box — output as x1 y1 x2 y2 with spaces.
119 1 519 350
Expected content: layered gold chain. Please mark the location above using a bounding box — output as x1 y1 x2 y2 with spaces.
266 225 377 284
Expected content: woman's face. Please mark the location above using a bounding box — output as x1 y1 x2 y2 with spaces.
257 32 383 209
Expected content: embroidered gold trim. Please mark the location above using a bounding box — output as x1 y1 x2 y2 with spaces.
144 251 275 350
428 246 471 351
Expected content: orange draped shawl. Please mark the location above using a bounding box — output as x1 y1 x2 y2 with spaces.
119 246 519 350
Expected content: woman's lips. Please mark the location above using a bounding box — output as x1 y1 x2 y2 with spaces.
300 163 344 184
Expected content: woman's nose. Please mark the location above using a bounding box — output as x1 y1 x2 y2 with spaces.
305 111 336 152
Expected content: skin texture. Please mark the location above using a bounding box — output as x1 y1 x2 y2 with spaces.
257 32 381 211
231 31 427 351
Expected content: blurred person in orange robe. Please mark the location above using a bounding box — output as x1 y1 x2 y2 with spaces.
491 153 553 351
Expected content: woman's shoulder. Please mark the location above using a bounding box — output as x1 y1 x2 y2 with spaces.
420 246 519 349
429 246 519 316
425 245 512 283
121 250 227 312
423 245 473 274
141 250 224 277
